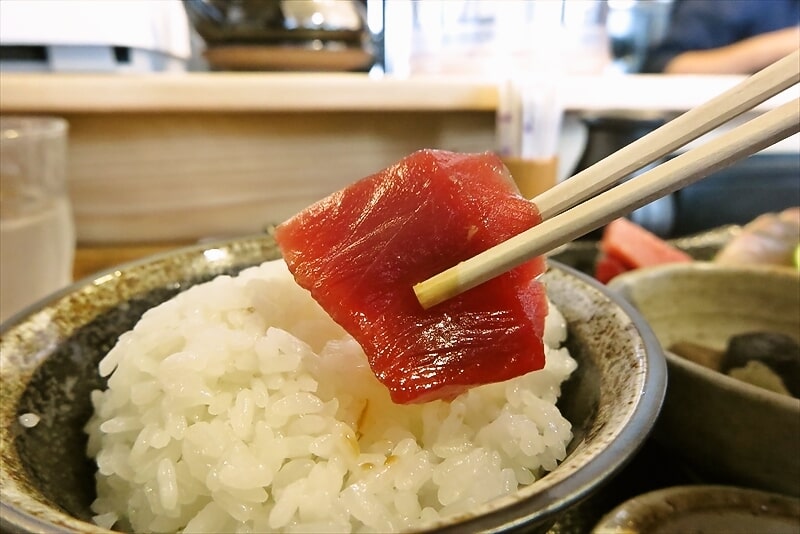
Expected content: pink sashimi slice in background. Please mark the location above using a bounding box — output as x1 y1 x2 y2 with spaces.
275 149 548 404
596 217 693 283
595 253 631 284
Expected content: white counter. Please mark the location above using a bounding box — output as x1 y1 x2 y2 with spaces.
1 72 796 112
1 73 795 243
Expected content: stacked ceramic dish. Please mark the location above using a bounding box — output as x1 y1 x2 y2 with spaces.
184 0 375 71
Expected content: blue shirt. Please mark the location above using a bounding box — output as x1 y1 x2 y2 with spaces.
643 0 800 73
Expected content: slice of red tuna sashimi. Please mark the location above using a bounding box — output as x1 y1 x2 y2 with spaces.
595 253 631 284
599 217 692 278
275 149 548 404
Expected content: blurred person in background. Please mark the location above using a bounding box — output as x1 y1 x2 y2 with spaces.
643 0 799 74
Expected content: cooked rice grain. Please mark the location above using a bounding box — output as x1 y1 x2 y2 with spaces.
86 260 576 533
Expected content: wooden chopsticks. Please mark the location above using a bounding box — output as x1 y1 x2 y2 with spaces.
414 51 800 310
534 50 800 221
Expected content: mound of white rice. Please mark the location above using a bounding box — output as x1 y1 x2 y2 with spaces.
86 260 577 533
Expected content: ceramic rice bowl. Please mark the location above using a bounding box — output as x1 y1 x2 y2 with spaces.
1 235 665 533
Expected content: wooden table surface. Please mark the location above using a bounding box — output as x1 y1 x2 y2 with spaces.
73 243 191 281
6 73 796 245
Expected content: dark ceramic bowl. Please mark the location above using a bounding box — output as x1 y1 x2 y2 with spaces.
184 0 367 46
592 485 800 533
0 235 666 533
184 0 375 72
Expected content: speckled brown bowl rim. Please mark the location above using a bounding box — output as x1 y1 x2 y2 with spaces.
609 262 800 411
0 234 666 534
592 484 800 532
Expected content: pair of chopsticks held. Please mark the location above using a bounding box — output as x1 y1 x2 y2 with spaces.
415 50 800 309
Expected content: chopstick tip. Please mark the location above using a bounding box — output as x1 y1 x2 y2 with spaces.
414 271 462 310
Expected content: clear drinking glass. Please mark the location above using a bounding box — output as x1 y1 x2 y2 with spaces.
385 0 611 77
0 116 75 323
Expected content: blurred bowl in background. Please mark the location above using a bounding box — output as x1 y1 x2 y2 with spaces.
609 263 800 496
184 0 374 71
592 485 800 533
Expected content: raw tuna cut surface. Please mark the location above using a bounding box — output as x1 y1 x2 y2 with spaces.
596 217 692 283
275 149 547 404
595 253 629 285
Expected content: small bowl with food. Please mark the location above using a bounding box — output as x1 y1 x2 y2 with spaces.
1 151 666 534
609 262 800 497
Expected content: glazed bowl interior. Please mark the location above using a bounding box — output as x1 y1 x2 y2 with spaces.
592 485 800 533
609 262 800 496
1 235 665 533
